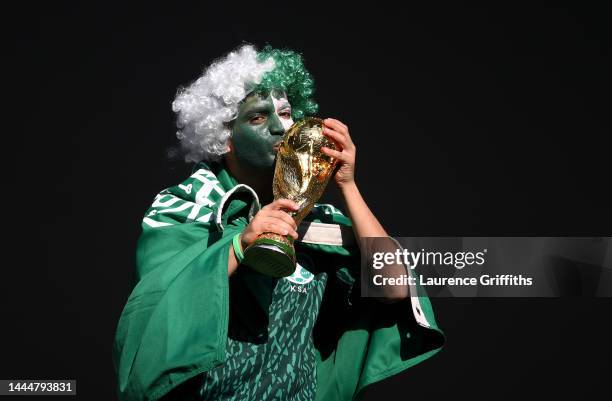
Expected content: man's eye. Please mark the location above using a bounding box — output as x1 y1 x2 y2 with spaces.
250 115 266 124
279 111 292 119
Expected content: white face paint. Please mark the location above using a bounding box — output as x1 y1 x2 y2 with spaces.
271 92 294 131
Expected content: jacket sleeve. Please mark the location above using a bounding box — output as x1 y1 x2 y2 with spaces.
113 178 246 401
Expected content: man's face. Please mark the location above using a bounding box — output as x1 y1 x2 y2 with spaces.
230 89 294 170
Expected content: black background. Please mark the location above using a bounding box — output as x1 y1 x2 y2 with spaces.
4 3 611 400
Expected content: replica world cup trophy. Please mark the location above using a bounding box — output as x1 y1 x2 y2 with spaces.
242 117 339 277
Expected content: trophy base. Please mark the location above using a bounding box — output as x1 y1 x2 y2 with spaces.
242 238 296 278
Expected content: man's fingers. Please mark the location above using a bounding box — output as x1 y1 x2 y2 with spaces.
266 210 297 230
321 146 344 160
263 198 299 211
323 120 347 136
324 118 348 132
323 120 354 150
322 127 348 149
263 221 299 240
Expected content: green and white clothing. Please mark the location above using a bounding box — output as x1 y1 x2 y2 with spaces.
200 258 325 401
113 162 445 401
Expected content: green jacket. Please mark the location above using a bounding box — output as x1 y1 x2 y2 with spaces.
113 162 445 401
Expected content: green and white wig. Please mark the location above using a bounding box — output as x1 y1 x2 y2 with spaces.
172 44 318 163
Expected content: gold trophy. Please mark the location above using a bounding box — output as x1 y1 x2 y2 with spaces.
242 117 339 277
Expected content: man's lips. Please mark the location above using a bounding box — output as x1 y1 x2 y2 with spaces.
272 141 282 151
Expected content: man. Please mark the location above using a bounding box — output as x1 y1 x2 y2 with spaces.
113 44 444 401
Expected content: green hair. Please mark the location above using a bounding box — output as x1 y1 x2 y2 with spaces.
255 46 318 120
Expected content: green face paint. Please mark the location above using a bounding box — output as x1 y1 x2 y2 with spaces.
231 90 294 170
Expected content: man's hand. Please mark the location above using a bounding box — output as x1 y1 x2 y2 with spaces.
240 199 300 249
319 119 408 302
321 118 356 189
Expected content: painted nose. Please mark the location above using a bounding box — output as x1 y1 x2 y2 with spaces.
269 113 285 137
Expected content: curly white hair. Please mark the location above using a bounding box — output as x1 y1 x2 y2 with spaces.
172 45 275 163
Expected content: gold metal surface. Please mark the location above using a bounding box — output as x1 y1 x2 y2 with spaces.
273 117 339 224
256 117 339 247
